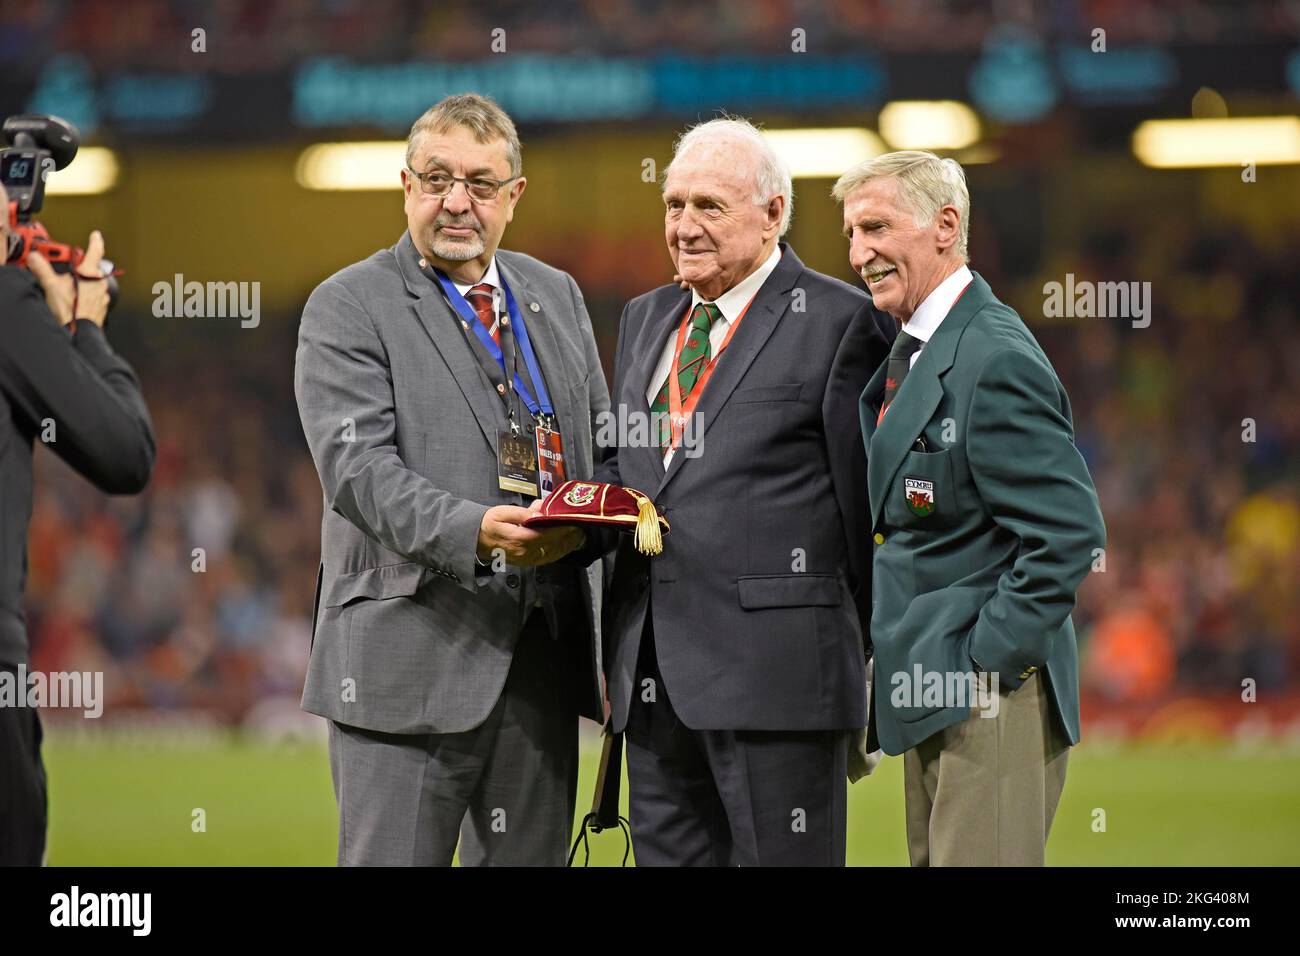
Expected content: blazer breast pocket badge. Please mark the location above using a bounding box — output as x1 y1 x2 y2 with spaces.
904 477 936 518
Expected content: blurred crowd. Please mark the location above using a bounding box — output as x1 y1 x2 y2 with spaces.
26 334 323 725
2 0 1296 74
1036 221 1300 704
22 203 1300 725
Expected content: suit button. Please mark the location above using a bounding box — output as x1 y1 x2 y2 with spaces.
506 574 520 589
637 573 649 587
536 569 548 583
873 533 885 545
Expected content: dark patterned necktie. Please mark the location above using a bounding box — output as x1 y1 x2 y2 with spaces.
878 330 922 424
651 302 720 454
465 283 499 345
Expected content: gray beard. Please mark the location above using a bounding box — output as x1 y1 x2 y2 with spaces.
429 231 485 262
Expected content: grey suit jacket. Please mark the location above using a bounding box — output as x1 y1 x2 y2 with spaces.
590 244 895 733
294 230 609 734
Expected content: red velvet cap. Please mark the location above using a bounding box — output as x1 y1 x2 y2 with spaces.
524 480 670 555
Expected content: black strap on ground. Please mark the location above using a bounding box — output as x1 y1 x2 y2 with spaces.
568 727 631 866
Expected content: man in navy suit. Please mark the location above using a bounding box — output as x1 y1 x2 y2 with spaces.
583 118 894 865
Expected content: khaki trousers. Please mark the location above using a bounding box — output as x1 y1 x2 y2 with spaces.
903 672 1070 866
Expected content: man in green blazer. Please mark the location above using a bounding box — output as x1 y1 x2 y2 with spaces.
834 151 1105 866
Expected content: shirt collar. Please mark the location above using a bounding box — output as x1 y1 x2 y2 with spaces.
450 256 501 296
901 263 973 344
691 244 782 324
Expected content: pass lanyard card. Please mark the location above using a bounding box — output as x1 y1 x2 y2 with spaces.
498 423 566 498
535 424 566 495
428 265 565 497
666 293 758 452
497 323 568 497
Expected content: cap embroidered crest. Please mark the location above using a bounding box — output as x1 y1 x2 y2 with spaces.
904 477 935 517
563 482 598 508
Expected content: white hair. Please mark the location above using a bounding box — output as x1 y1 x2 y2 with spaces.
832 150 970 261
665 116 794 237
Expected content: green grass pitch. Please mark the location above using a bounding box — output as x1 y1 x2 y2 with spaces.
40 733 1300 866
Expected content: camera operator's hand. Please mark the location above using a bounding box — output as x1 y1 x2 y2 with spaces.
27 230 109 328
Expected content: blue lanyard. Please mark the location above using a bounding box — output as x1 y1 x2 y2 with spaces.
431 267 555 419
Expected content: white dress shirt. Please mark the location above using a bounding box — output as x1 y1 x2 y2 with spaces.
904 265 977 369
900 264 973 369
647 245 782 467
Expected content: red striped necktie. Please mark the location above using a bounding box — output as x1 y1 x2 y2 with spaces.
465 283 499 345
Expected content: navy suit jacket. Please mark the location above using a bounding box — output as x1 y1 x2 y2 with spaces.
590 244 894 732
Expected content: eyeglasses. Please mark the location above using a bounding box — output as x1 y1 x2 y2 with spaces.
407 167 519 202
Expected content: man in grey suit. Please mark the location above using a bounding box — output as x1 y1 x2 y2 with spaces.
581 118 894 865
294 93 608 866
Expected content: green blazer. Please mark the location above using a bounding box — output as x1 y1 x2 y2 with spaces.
860 272 1105 757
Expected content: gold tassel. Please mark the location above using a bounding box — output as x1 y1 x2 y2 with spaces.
634 497 664 556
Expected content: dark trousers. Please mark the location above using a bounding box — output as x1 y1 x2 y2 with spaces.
625 621 848 866
0 664 47 866
328 611 578 866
